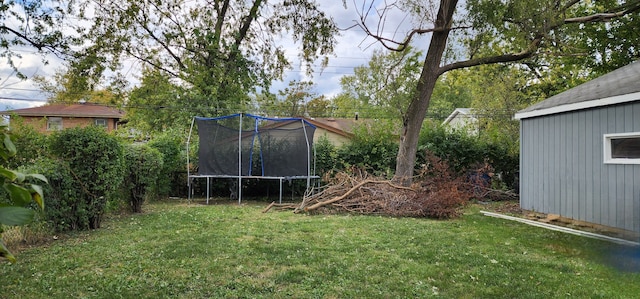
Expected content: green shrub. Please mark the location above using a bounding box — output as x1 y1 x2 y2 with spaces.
49 127 124 229
122 144 163 213
482 142 519 191
314 135 338 176
23 157 82 232
417 124 519 192
417 125 485 173
148 129 187 197
7 122 49 170
336 120 398 177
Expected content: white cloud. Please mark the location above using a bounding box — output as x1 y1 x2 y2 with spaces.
0 50 62 110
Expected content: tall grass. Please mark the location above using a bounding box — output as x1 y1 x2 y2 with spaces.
2 200 639 298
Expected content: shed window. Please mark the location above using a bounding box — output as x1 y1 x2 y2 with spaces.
604 132 640 164
47 117 63 131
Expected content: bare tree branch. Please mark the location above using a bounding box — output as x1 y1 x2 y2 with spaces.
232 0 263 55
125 50 180 78
0 25 66 56
135 13 186 71
438 37 543 75
439 1 640 74
565 9 639 23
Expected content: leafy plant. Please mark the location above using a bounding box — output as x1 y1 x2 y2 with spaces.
148 129 186 197
4 117 49 170
122 144 163 213
417 124 519 192
0 125 47 263
26 157 80 232
49 126 124 229
313 135 338 176
337 120 399 177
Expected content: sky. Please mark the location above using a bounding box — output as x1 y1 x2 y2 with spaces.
0 1 428 111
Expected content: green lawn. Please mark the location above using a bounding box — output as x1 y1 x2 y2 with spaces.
2 200 639 298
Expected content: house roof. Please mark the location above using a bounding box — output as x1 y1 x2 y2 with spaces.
442 108 476 125
1 103 125 119
515 60 640 120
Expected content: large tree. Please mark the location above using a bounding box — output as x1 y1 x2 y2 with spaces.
34 66 127 105
74 0 337 121
353 0 640 185
265 80 317 116
338 48 423 119
126 68 186 134
0 1 78 80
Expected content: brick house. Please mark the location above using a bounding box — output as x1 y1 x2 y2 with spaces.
1 103 125 133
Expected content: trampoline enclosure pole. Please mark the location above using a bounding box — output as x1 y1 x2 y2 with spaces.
187 117 196 202
238 114 242 204
302 119 311 190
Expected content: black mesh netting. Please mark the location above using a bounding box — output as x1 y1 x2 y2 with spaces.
195 114 315 177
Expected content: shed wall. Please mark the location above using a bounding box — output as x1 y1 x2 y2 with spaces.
520 102 640 233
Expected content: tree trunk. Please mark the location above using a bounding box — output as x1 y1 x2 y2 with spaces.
393 0 458 186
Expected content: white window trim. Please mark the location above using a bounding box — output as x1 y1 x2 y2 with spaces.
603 132 640 164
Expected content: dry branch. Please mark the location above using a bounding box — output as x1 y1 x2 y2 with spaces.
262 201 276 213
304 179 415 211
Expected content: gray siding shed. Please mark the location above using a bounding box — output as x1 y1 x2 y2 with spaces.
515 61 640 234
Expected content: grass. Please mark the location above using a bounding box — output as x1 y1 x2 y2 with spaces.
2 199 640 298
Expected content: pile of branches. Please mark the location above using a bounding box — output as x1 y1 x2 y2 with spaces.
296 170 429 217
266 154 517 219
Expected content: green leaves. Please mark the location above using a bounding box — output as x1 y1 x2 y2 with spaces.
3 133 16 156
122 144 163 213
0 238 16 264
0 206 35 226
0 124 47 263
4 183 32 207
337 47 423 119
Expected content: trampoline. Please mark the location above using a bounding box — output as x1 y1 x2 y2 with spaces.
187 113 319 203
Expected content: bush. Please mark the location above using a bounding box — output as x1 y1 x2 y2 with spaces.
417 124 519 192
148 129 187 197
336 120 398 177
122 144 163 213
6 122 49 170
314 135 338 176
49 127 124 229
0 124 47 263
23 157 82 232
417 125 484 173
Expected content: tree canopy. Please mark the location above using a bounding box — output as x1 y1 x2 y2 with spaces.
0 1 73 77
352 0 640 184
72 0 337 123
337 48 423 119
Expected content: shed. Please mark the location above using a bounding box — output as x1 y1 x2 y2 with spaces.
514 61 640 236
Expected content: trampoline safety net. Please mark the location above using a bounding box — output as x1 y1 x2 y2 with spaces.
193 113 315 177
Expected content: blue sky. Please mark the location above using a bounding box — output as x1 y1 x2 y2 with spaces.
0 1 428 111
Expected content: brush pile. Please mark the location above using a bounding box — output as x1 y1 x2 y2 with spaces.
269 153 513 219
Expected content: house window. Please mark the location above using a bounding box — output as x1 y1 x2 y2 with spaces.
47 117 63 131
604 132 640 164
95 118 108 128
